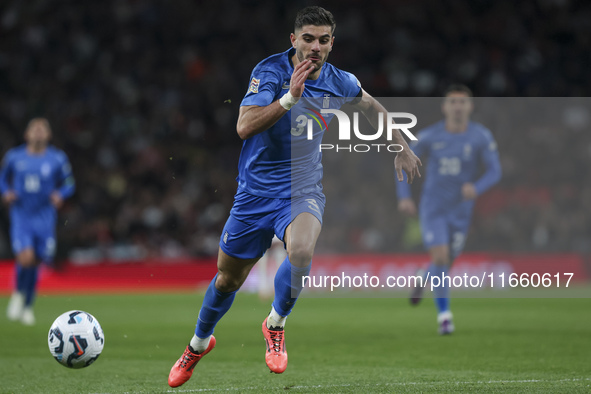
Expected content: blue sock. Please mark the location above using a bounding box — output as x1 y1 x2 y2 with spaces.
271 256 312 317
21 266 39 307
430 264 450 313
195 274 237 338
15 263 26 293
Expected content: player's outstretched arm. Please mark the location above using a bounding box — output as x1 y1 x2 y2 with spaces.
236 60 315 140
354 90 422 183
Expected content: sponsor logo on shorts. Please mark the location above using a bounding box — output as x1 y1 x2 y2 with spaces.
223 231 229 244
282 82 290 90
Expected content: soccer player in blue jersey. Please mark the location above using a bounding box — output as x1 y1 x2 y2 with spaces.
168 6 421 387
1 118 75 325
396 85 501 335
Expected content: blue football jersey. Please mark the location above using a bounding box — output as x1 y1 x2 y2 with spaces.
239 47 362 198
0 145 75 224
397 120 501 217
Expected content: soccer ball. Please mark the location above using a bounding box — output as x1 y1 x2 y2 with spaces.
48 310 105 369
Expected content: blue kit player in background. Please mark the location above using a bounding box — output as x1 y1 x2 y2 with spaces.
1 118 75 325
397 85 501 335
168 6 421 388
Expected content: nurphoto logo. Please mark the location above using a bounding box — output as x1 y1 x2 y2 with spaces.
301 109 418 153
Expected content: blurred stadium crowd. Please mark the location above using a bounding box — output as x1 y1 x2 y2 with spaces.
0 0 590 261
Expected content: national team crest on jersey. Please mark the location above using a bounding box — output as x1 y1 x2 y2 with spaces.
41 162 51 177
463 144 472 159
322 94 331 108
248 78 260 94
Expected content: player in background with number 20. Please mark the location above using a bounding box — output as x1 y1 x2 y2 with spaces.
397 85 501 335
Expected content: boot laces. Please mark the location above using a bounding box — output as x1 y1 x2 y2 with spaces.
269 330 283 353
180 350 197 368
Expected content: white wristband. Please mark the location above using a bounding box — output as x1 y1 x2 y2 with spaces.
279 91 298 110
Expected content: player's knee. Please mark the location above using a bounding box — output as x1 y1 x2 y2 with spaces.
17 251 36 267
433 255 450 266
431 251 450 266
214 271 245 292
429 244 451 266
287 242 314 267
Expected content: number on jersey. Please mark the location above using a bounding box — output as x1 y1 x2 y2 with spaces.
24 174 40 192
438 157 461 176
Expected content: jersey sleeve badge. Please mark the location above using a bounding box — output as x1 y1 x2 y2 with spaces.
248 77 260 94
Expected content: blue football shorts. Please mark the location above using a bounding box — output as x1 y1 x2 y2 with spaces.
219 190 325 260
420 208 471 260
10 217 57 263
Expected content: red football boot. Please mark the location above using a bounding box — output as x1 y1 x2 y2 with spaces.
262 318 287 373
168 336 216 387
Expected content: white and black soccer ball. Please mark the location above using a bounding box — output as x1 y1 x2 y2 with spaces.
48 310 105 369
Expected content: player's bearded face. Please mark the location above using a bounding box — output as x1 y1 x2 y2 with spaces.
292 25 334 75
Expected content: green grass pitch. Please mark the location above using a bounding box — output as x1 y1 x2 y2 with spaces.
1 292 590 393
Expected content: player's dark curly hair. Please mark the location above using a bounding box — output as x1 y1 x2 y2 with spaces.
294 6 336 34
